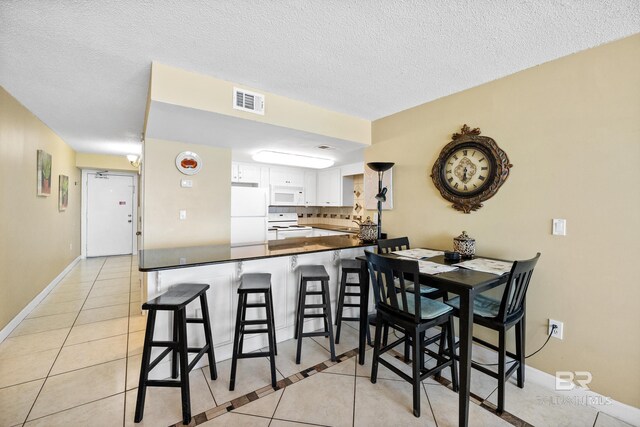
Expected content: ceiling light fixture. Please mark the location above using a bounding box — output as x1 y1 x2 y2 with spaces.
126 154 140 168
252 150 334 169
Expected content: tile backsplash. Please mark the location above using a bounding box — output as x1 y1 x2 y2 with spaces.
268 175 367 228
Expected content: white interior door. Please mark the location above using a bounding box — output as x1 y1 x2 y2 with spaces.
86 173 134 257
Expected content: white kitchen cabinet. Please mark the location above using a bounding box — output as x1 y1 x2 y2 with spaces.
341 162 364 176
304 171 317 206
317 168 342 206
232 162 262 184
270 167 304 187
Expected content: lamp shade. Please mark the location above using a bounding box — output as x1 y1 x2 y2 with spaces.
367 162 394 172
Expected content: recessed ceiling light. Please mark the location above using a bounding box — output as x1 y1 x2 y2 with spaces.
252 150 334 169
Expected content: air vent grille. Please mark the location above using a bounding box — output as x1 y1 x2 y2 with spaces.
233 87 265 115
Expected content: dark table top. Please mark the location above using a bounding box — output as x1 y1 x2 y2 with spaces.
139 234 374 272
356 253 510 291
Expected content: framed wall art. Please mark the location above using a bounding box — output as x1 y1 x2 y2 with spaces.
37 149 52 196
58 175 69 211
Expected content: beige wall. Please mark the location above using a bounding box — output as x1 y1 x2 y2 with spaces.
142 138 231 249
76 152 139 172
150 62 371 145
368 34 640 406
0 87 81 330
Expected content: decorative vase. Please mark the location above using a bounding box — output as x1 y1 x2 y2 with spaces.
453 231 476 259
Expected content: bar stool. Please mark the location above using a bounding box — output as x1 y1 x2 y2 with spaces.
334 259 364 344
229 273 277 391
294 265 336 363
134 283 217 425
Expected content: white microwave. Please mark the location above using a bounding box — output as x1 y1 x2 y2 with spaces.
270 185 304 206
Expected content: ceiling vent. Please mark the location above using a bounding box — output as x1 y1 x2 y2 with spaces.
233 87 265 115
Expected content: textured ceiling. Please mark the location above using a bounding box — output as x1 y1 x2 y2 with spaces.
1 1 639 156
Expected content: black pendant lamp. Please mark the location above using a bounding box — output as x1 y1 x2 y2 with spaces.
367 162 394 240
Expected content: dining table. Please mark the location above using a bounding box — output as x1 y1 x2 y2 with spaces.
355 251 510 427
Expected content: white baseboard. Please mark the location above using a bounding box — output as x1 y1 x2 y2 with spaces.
524 364 640 426
0 256 81 343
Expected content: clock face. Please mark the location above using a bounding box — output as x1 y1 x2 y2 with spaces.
443 146 493 195
430 125 512 213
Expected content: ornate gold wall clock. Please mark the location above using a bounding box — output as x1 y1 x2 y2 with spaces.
431 125 512 213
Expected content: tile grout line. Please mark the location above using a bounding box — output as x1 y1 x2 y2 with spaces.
351 345 357 427
19 391 127 424
422 381 440 427
122 255 134 427
269 417 331 427
267 379 286 426
201 365 219 408
21 257 109 426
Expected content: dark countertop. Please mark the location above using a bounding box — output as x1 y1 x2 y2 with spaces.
139 234 374 272
305 223 359 233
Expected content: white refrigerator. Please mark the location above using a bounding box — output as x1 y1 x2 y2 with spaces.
230 186 268 246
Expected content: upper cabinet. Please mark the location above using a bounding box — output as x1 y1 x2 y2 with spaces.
317 168 342 206
232 162 261 184
236 162 362 207
270 167 304 187
304 171 317 206
341 162 365 176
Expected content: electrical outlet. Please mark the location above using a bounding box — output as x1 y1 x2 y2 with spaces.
549 319 564 340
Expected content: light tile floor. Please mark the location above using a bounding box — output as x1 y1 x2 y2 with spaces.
0 255 635 427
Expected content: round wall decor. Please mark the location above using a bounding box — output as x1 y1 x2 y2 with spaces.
431 125 512 213
175 151 202 175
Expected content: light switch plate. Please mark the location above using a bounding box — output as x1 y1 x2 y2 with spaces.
179 210 187 220
552 219 566 236
181 179 193 188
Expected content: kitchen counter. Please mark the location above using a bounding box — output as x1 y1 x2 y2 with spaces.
139 234 372 272
138 234 373 374
305 223 359 234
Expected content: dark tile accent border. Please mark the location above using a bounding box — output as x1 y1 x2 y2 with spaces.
171 349 358 426
170 346 532 427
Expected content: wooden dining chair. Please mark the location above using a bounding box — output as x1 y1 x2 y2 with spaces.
377 237 446 298
374 238 448 357
366 251 458 417
445 253 541 414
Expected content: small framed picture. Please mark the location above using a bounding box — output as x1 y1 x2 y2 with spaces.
37 149 52 196
59 175 69 211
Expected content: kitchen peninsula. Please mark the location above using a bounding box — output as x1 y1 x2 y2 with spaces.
138 234 373 377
